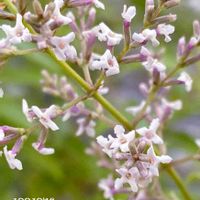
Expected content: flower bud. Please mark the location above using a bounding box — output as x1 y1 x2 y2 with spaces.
85 8 96 30
0 10 15 20
152 14 177 25
163 0 180 9
17 0 27 15
144 0 155 23
33 0 44 18
152 68 160 85
193 20 200 39
177 36 186 58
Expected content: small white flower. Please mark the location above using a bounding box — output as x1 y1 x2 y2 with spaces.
115 167 139 192
98 175 114 200
0 14 31 44
157 24 175 43
177 72 193 92
0 88 4 98
94 23 123 46
32 105 59 131
0 129 5 141
142 29 159 47
96 135 115 157
98 85 109 95
142 57 166 72
44 0 71 26
93 0 105 10
132 32 146 43
195 139 200 148
132 29 159 47
136 118 163 144
146 146 172 176
50 32 77 61
126 101 151 116
3 146 23 170
62 103 84 122
91 50 120 77
161 98 182 111
22 99 34 122
110 125 135 152
32 142 55 155
122 5 136 23
76 118 96 137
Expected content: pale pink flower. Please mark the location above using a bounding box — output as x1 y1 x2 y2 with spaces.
50 33 77 61
94 23 123 46
98 175 114 200
44 0 71 26
31 105 59 131
32 142 55 155
76 118 96 137
157 24 175 42
110 125 135 152
62 103 84 121
161 98 182 111
0 14 31 44
90 50 120 76
93 0 105 10
3 146 23 170
142 57 166 72
115 167 139 192
96 135 115 157
126 101 151 116
132 29 159 47
136 118 163 144
22 99 34 122
146 146 172 176
0 129 5 141
122 5 136 23
177 71 193 92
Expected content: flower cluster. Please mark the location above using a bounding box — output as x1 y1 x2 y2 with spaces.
1 0 200 199
97 120 172 199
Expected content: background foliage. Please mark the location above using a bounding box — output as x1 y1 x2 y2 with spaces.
0 0 200 199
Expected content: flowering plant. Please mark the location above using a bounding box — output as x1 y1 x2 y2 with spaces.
0 0 200 199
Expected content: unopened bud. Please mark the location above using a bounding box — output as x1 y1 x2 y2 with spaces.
85 8 96 30
121 54 143 64
129 141 138 157
144 0 155 23
153 14 177 25
43 2 55 23
184 54 200 66
153 68 160 85
17 0 27 15
33 0 44 18
0 10 15 20
193 20 200 39
177 36 186 58
164 0 180 9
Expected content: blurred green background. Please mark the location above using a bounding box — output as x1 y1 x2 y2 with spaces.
0 0 200 199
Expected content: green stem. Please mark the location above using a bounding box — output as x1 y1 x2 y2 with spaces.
4 0 133 130
46 49 133 130
3 0 17 14
165 166 193 200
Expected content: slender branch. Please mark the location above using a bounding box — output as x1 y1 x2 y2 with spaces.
165 166 193 200
46 49 133 130
3 0 133 130
3 0 17 14
171 154 200 166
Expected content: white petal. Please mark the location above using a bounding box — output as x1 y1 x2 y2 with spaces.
0 129 5 141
